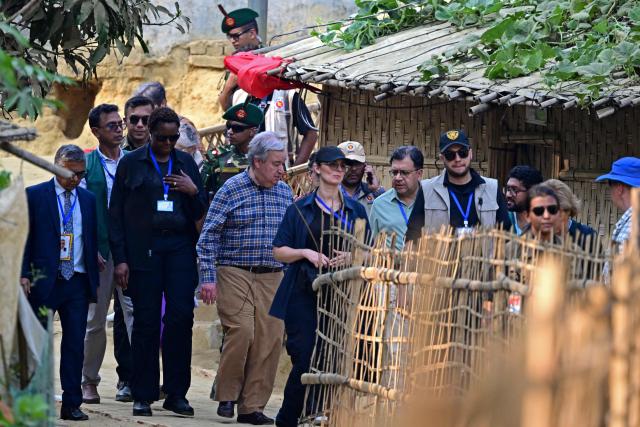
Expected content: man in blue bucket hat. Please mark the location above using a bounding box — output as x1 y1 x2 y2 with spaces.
596 157 640 249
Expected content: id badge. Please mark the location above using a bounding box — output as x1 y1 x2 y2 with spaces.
157 200 174 212
456 227 473 237
60 233 73 261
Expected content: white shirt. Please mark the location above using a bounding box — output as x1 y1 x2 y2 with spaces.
54 178 85 273
97 147 124 206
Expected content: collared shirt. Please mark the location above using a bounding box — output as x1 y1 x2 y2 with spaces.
369 188 415 251
97 147 124 206
341 182 385 215
54 179 85 273
197 170 293 284
613 208 633 246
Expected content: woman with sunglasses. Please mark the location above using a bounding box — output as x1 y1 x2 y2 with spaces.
269 146 370 427
108 107 207 417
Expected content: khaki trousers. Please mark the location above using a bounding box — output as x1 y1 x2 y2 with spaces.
215 266 284 414
82 257 134 385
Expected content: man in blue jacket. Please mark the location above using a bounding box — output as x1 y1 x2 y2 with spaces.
20 144 100 421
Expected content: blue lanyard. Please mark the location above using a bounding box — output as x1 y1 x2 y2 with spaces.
98 155 116 182
396 199 409 225
449 190 474 227
56 192 77 227
315 194 350 230
149 146 172 200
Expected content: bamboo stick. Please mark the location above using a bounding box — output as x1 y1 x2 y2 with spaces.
0 141 73 178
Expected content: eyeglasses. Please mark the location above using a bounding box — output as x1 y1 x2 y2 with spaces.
226 123 253 133
154 133 180 143
72 170 87 179
129 115 149 126
322 161 349 171
442 148 469 161
389 169 418 177
103 121 125 132
505 186 527 196
531 205 559 217
227 28 252 42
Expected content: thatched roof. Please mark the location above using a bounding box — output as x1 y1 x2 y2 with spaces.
266 22 640 119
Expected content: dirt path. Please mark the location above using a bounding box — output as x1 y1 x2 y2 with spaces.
53 302 290 426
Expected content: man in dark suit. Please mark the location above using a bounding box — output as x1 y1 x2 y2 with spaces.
20 144 100 422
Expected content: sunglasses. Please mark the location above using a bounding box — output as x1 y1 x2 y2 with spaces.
154 133 180 143
71 170 87 180
531 205 559 217
322 161 349 171
226 123 253 133
389 169 418 177
103 121 125 132
227 27 252 42
442 148 470 161
129 115 149 126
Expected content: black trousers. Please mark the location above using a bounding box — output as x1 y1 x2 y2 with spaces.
276 286 318 427
33 274 90 409
127 234 198 402
113 288 132 384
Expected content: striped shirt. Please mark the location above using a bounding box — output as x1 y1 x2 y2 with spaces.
612 208 633 247
197 170 293 283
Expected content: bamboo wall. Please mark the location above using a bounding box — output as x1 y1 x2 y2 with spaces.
318 86 640 237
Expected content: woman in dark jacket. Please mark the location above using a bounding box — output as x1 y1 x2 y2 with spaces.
109 107 207 417
269 146 369 427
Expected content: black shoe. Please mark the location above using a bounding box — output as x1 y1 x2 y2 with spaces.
163 396 194 417
132 401 152 416
217 401 235 418
60 407 89 421
115 381 133 403
237 412 275 425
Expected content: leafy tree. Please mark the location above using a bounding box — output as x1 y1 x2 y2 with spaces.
313 0 640 103
1 0 190 118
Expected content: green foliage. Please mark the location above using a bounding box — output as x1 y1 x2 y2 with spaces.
1 0 190 119
314 0 640 103
0 395 48 426
0 171 11 191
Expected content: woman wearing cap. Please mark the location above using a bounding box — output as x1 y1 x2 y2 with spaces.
269 146 370 427
543 179 597 249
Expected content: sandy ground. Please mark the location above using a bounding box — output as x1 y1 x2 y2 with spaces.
0 156 56 187
53 299 291 426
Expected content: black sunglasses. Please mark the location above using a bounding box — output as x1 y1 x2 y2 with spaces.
129 115 149 126
442 147 470 161
226 123 252 133
72 170 87 179
227 27 252 42
154 133 180 143
531 205 559 217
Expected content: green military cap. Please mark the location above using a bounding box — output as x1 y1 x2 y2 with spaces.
222 102 264 127
218 5 259 34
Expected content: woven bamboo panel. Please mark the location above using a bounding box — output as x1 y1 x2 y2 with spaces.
317 86 640 238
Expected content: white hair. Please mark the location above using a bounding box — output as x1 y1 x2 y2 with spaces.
247 131 285 165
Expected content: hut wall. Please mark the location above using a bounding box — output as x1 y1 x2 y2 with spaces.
319 86 640 237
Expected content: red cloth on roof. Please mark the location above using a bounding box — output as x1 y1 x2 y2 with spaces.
224 52 303 99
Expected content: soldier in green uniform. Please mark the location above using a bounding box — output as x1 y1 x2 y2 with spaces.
201 102 264 201
217 6 264 111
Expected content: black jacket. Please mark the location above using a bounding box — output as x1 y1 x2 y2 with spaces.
108 146 207 270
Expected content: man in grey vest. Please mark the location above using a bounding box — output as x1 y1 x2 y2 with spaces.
405 130 511 240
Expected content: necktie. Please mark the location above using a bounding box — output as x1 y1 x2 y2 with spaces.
60 190 75 280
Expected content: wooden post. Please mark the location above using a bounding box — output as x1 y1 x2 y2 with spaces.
522 259 563 427
0 141 73 178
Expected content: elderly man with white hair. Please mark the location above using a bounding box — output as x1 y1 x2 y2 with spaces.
198 131 293 425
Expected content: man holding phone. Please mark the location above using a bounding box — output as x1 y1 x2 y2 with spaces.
338 141 384 215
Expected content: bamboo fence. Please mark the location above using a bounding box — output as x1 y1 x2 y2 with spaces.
300 191 639 426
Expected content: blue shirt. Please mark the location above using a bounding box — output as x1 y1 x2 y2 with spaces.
54 179 85 273
369 188 415 251
197 170 293 284
269 191 370 320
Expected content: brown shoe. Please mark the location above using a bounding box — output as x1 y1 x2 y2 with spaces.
82 384 100 404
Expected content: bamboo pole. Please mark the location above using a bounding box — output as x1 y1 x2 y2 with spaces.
0 141 73 178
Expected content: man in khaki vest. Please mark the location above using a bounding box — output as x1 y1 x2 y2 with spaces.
405 130 511 240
